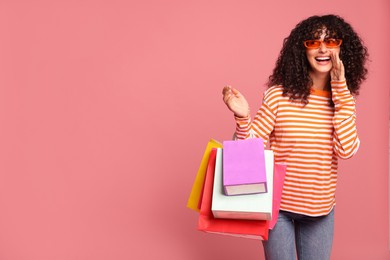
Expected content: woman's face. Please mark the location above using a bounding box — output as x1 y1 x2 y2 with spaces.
305 31 341 76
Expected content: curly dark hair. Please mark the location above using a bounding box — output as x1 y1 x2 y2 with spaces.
267 14 368 104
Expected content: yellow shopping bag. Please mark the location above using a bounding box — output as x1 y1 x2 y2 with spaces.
187 139 223 212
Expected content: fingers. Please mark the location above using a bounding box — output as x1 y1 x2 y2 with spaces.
222 85 241 96
222 85 236 101
330 50 337 66
222 85 231 95
222 85 233 104
222 85 244 111
230 87 239 95
329 50 345 81
330 50 343 68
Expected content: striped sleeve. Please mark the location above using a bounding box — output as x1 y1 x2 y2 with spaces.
331 80 360 159
234 87 278 144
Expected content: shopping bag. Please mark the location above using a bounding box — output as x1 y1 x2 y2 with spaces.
269 163 287 229
212 149 274 220
198 149 269 240
223 138 267 195
187 139 223 212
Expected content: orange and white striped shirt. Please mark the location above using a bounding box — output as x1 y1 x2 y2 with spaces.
235 81 359 216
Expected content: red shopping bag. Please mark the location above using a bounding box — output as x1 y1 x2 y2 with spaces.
197 148 269 240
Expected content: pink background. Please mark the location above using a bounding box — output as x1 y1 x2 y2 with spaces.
0 0 389 259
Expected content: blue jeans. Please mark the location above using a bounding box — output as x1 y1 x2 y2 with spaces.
262 208 335 260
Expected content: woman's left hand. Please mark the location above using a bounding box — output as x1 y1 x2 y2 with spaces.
330 50 346 82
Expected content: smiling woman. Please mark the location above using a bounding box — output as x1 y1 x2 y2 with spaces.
222 14 369 260
305 30 345 91
305 34 343 89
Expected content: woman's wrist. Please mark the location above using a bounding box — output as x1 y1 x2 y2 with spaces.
234 111 250 119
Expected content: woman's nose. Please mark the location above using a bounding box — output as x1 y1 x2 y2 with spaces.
318 42 328 53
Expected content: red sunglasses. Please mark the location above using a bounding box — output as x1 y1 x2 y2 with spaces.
304 38 342 49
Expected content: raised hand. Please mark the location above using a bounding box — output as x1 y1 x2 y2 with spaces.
222 85 250 118
330 50 346 82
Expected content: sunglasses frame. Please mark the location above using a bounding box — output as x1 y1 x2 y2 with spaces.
303 39 343 49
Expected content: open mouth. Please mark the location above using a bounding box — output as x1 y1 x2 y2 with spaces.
315 57 331 62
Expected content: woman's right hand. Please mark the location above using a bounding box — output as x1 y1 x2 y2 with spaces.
222 85 250 118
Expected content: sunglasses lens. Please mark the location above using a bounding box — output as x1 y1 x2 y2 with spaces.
304 40 321 48
324 39 342 47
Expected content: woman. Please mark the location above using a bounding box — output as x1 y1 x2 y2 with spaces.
222 14 368 260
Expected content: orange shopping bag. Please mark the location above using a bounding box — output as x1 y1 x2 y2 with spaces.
187 139 222 212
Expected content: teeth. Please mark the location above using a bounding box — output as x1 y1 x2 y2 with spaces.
316 57 330 61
